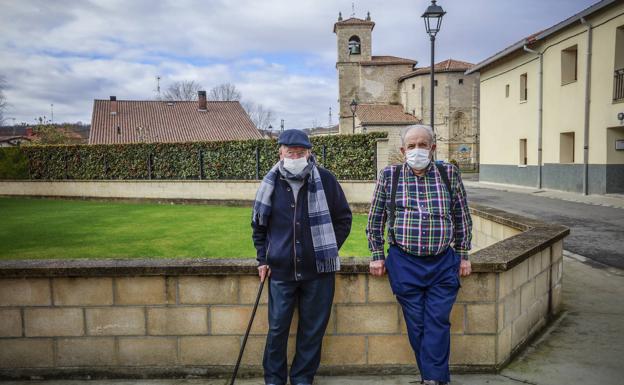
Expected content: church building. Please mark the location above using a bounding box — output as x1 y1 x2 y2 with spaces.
334 12 480 167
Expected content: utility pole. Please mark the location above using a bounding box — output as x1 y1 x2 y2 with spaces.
156 75 161 99
50 104 54 124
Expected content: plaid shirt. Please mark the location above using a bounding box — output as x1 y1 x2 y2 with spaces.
366 162 472 261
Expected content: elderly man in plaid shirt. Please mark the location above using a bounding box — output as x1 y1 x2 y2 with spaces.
366 124 472 385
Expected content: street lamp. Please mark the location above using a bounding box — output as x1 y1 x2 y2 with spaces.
350 99 358 134
422 0 446 139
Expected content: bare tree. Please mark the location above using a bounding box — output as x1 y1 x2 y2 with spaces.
0 76 7 126
242 101 274 130
161 80 203 101
208 82 242 101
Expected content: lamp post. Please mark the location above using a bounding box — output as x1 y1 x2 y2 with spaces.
350 99 358 134
422 0 445 139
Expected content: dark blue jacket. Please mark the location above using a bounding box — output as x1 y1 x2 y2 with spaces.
252 167 352 281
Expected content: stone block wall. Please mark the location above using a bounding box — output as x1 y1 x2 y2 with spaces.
0 206 569 379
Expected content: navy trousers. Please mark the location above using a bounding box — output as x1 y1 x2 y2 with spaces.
263 273 335 385
385 245 461 383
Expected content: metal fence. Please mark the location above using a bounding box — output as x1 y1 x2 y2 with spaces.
614 68 624 102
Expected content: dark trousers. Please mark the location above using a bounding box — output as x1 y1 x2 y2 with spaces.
385 245 461 383
263 273 335 385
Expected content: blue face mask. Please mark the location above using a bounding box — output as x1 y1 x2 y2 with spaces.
406 148 431 170
283 156 308 174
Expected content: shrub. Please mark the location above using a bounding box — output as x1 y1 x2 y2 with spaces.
0 132 387 181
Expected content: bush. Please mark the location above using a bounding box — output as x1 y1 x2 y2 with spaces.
0 132 387 181
0 147 29 179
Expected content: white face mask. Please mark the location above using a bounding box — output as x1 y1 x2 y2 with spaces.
283 156 308 174
405 148 431 170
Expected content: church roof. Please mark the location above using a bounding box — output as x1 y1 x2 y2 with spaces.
360 56 417 66
398 59 474 80
356 104 420 126
333 17 375 33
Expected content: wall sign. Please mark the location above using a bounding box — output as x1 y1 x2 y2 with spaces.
616 139 624 151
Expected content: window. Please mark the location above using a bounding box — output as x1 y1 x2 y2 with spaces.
519 139 527 165
614 26 624 101
520 73 528 101
458 78 464 85
505 84 510 98
412 83 416 90
561 45 578 84
560 132 575 163
348 36 361 55
434 79 438 87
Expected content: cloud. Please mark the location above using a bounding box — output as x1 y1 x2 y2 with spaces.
0 0 598 128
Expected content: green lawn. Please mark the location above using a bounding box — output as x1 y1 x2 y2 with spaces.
0 197 370 260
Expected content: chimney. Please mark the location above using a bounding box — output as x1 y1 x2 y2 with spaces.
26 127 33 137
198 91 207 111
110 96 117 116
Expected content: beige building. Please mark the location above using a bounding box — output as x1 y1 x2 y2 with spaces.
467 0 624 194
334 13 480 167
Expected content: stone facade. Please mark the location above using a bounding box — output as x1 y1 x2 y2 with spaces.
400 70 480 165
0 205 568 379
334 15 415 137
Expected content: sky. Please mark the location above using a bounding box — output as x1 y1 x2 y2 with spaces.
0 0 599 129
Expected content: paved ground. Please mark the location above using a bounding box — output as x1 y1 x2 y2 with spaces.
5 256 623 385
464 181 624 269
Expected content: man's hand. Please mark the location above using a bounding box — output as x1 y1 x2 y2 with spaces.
258 265 271 282
369 260 386 276
459 259 472 277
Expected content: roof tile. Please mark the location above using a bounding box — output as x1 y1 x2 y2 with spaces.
357 104 420 125
399 59 474 80
88 100 261 145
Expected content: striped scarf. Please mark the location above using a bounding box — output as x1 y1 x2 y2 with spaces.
252 157 340 273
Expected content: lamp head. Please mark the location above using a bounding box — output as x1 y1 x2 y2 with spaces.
350 99 358 114
422 0 446 37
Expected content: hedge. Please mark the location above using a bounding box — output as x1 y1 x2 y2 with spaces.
0 132 387 181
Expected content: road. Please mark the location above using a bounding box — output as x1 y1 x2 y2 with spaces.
466 185 624 269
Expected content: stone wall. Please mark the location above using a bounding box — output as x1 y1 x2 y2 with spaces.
400 71 480 164
337 61 414 135
0 205 568 379
0 180 376 209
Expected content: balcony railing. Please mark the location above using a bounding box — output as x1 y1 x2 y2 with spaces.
614 68 624 102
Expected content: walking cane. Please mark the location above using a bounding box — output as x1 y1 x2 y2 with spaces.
229 277 266 385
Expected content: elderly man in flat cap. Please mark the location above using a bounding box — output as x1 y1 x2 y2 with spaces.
252 129 352 385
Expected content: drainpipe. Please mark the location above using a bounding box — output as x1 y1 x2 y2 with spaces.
581 17 593 195
524 45 544 189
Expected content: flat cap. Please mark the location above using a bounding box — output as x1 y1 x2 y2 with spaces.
277 129 312 149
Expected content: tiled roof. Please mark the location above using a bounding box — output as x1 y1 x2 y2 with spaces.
360 55 417 66
356 104 420 125
89 100 261 145
333 17 375 32
0 135 31 142
399 59 474 80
